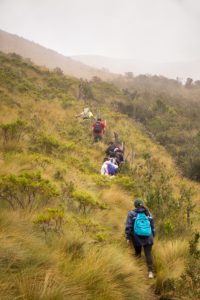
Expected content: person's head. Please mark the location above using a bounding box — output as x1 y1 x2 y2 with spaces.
114 147 123 153
109 141 114 145
97 117 101 121
134 198 143 208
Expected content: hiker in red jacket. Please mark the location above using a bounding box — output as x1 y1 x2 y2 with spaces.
92 117 106 142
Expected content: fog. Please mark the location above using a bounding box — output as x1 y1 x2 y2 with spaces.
0 0 200 64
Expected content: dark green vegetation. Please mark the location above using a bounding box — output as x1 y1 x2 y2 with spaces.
110 74 200 181
0 51 200 299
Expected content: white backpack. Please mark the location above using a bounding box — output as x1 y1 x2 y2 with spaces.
83 108 90 119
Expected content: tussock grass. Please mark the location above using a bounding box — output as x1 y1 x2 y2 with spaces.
0 209 152 299
153 239 187 294
62 244 150 300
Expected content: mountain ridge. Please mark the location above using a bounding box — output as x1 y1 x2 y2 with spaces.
0 29 116 80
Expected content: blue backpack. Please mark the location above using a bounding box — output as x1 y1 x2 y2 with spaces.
134 213 151 237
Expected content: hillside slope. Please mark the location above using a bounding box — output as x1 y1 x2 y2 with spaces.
110 74 200 180
0 29 116 80
0 52 200 299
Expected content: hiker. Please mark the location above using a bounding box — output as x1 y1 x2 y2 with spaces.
92 117 106 142
114 147 124 166
101 158 118 176
106 143 124 165
125 198 156 279
75 108 93 121
105 142 117 156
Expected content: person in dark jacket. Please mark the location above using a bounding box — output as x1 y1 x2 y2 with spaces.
114 147 124 166
105 142 117 156
125 198 156 278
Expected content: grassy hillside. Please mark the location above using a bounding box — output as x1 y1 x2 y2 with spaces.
0 52 200 299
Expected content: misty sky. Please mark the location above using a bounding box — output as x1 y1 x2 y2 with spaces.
0 0 200 63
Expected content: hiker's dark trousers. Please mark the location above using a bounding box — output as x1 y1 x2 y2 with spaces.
94 133 103 142
134 244 153 271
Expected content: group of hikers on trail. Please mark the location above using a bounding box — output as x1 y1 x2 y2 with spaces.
75 108 123 176
101 142 124 177
75 107 155 278
75 108 106 142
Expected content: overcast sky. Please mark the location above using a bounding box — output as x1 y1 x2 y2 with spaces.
0 0 200 63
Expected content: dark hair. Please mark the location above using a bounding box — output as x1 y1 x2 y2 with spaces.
135 204 150 216
97 117 101 121
103 157 109 162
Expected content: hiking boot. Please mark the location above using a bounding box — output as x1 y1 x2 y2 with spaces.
148 271 154 279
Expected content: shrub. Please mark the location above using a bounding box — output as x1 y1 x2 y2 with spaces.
33 204 65 238
54 167 66 181
31 133 61 154
163 219 174 236
0 119 29 143
93 174 112 188
31 154 52 170
0 89 20 107
60 181 77 211
72 190 107 215
73 215 108 242
0 68 19 90
115 176 135 192
0 172 60 209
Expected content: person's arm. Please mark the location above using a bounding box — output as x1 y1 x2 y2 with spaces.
105 146 111 155
102 122 106 133
75 112 83 118
92 122 95 134
125 211 134 244
89 112 94 119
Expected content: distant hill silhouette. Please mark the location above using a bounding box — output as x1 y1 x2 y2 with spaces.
0 29 116 80
73 55 200 81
